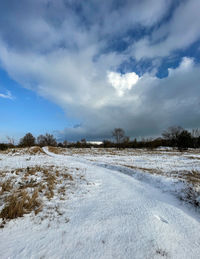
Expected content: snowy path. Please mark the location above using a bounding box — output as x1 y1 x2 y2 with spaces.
1 149 200 258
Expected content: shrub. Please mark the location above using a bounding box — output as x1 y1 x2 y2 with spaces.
0 143 8 151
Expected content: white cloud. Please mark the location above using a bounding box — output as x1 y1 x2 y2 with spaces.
107 71 139 96
168 57 194 76
0 90 13 100
132 0 200 60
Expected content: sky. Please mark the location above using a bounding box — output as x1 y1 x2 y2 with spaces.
0 0 200 142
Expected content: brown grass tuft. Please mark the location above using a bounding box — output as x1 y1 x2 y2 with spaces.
121 164 162 175
44 172 57 200
182 170 200 185
0 180 13 194
29 146 46 155
0 164 74 224
62 173 73 181
0 190 42 220
48 146 66 154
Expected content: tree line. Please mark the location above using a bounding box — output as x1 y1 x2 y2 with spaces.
1 126 200 151
110 126 200 151
0 133 57 150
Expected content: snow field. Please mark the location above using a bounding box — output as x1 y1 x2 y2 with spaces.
0 147 200 258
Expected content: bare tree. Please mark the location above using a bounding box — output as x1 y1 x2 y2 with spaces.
19 133 35 147
37 133 57 147
191 128 200 138
63 140 68 147
123 136 130 143
191 128 200 148
162 126 183 147
6 136 15 145
112 128 125 144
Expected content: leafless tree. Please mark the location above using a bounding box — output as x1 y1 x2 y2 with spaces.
191 128 200 138
19 133 35 147
37 133 57 147
191 128 200 148
162 126 183 140
162 126 183 147
123 136 130 143
63 140 68 147
6 136 15 145
112 128 125 144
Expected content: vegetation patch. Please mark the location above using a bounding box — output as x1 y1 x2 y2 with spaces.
0 165 75 227
0 190 42 220
2 146 46 156
29 146 46 155
120 164 163 175
48 146 66 154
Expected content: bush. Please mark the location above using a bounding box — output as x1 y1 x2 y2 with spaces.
0 143 8 151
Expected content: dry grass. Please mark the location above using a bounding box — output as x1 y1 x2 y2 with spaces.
65 148 169 157
44 173 57 200
66 147 200 159
62 172 73 181
2 146 46 156
121 164 163 175
0 165 74 226
0 180 13 195
58 186 66 196
29 146 46 155
186 156 200 160
24 166 46 177
0 170 7 178
180 170 200 185
0 190 42 220
48 146 66 154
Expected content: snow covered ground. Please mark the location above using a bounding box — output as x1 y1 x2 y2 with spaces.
0 147 200 258
64 148 200 206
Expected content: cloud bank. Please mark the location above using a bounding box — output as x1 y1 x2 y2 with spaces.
0 0 200 140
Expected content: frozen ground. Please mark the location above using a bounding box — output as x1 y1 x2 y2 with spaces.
0 147 200 258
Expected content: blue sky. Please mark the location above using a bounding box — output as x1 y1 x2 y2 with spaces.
0 0 200 142
0 68 78 142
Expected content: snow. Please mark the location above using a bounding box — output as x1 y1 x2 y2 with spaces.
0 147 200 258
63 148 200 206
